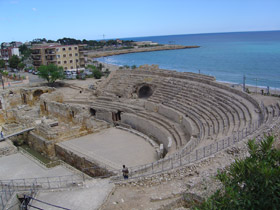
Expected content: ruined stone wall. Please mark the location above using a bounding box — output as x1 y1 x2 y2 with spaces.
26 131 56 157
20 87 55 106
55 144 111 177
121 113 171 151
0 89 22 123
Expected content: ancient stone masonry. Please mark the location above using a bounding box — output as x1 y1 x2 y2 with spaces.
0 66 279 182
92 67 263 157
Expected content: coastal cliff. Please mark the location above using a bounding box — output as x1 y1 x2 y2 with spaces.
86 45 199 58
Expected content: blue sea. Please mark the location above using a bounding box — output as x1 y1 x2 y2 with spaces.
97 31 280 89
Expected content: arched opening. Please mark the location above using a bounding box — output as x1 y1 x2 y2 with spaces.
0 100 2 109
33 89 44 98
138 85 153 99
22 94 27 104
90 108 96 116
112 111 122 121
43 101 47 111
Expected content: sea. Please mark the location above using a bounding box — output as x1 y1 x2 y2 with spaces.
97 31 280 89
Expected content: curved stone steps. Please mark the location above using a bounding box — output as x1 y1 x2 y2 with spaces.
165 101 207 141
158 78 252 128
159 82 248 134
147 96 205 139
136 111 185 149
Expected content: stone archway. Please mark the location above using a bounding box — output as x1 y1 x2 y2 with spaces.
90 108 96 116
138 85 153 99
33 89 44 98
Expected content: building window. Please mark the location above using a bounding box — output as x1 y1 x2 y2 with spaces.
63 54 66 57
56 48 60 52
75 53 78 56
68 47 72 50
74 47 78 50
63 48 66 51
64 61 67 64
76 59 79 63
58 61 61 64
71 66 73 69
56 55 60 58
64 67 67 70
70 60 73 63
69 53 72 57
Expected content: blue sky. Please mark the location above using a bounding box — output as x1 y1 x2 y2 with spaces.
0 0 279 42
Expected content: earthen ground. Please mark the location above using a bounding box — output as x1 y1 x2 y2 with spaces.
0 153 75 180
58 127 158 169
30 179 113 210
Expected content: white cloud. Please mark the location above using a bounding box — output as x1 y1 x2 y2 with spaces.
32 8 37 12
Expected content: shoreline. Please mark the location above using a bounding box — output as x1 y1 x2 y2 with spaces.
87 45 199 58
96 60 280 95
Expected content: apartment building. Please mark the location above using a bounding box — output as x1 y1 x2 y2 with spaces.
0 47 20 60
31 44 86 70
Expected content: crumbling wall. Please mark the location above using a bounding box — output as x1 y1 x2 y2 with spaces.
55 144 111 177
20 87 55 106
26 131 56 157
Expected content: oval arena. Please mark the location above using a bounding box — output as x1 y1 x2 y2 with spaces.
0 65 279 209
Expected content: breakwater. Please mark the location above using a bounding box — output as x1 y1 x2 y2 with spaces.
87 45 199 58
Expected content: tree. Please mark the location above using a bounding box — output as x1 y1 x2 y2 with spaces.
9 55 20 69
0 59 5 69
194 136 280 210
17 62 25 70
19 44 31 60
131 65 137 69
37 64 65 84
92 69 103 79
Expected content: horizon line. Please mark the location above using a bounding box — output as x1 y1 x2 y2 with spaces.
1 29 280 43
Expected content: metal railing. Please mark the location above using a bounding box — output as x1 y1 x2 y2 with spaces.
111 106 279 181
0 175 83 209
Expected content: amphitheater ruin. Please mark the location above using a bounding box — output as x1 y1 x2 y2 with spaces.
0 65 279 209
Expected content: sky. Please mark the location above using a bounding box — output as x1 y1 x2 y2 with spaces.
0 0 280 42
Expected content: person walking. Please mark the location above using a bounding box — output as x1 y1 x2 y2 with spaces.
0 131 3 139
122 165 129 179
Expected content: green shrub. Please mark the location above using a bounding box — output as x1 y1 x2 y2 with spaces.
194 136 280 210
92 69 102 79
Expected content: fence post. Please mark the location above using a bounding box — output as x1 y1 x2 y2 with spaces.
47 177 50 189
180 155 182 166
0 194 4 210
59 176 61 188
203 146 205 158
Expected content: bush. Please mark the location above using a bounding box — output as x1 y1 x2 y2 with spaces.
194 136 280 210
92 69 102 79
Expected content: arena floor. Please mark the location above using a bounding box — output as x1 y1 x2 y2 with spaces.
58 127 158 169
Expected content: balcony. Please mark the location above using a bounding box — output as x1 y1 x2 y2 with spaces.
45 50 55 55
32 55 41 60
45 55 56 61
32 50 41 54
33 61 42 66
